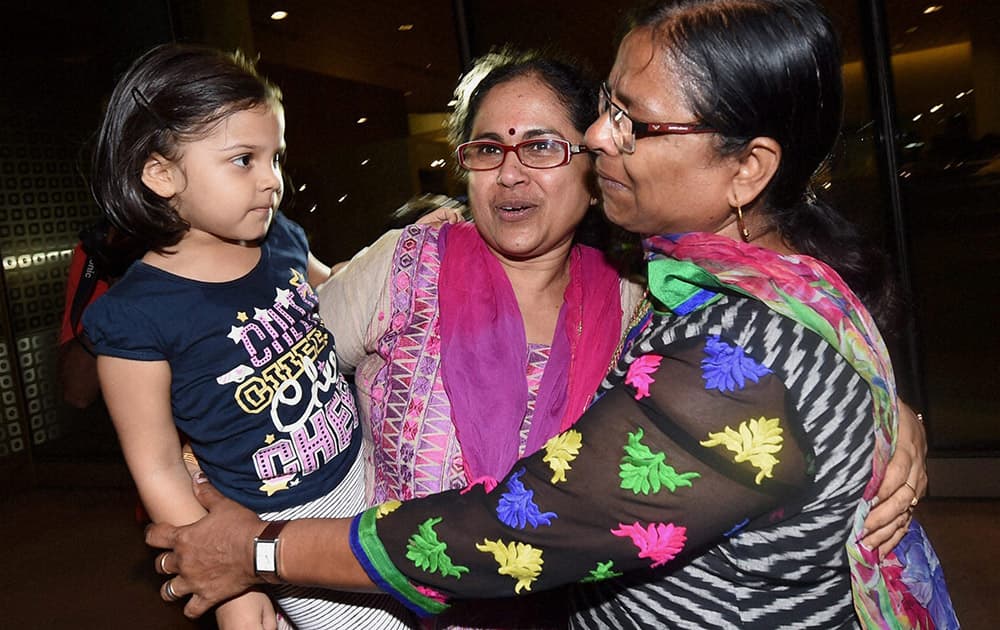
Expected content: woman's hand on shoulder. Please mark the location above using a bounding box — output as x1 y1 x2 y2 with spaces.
415 204 466 227
306 252 332 288
862 401 927 557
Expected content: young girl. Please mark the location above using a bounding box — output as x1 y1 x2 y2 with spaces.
83 44 410 630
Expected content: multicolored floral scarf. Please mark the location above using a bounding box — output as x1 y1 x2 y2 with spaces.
437 222 622 486
643 232 957 630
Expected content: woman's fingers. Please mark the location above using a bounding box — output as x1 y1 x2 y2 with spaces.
160 575 230 619
161 576 184 602
896 402 928 496
862 401 927 553
876 512 914 560
862 466 919 551
156 551 173 575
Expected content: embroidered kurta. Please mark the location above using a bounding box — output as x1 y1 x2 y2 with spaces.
347 234 957 630
320 224 644 505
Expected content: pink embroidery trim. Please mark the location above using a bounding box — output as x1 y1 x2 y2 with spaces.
414 584 448 604
611 521 687 568
625 354 663 400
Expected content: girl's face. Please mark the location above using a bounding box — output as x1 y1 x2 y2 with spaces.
585 27 741 238
465 75 594 264
166 105 285 246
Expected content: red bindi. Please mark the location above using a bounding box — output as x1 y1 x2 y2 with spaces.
508 128 516 136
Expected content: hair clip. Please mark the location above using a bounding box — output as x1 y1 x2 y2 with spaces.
130 86 175 131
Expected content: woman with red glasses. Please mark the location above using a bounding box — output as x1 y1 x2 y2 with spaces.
319 47 644 628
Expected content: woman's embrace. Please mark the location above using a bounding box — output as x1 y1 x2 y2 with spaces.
147 1 957 627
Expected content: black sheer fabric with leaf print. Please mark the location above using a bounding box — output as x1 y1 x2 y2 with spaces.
352 293 875 627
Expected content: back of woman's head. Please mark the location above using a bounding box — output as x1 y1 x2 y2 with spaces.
448 46 598 148
92 43 282 252
633 0 898 326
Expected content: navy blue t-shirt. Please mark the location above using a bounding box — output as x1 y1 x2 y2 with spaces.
84 213 360 512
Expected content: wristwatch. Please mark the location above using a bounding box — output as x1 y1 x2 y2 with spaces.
254 520 289 583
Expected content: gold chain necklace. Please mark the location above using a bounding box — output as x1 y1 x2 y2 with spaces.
607 288 651 374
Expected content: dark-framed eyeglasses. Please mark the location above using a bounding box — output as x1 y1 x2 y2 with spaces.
456 138 588 171
599 82 715 154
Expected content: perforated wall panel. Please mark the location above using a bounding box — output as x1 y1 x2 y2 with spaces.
0 126 102 455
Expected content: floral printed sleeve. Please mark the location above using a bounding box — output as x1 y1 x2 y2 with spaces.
350 332 812 617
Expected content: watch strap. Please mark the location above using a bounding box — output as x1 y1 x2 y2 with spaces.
254 519 289 583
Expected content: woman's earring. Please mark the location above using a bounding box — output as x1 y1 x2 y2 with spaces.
589 197 599 206
735 204 751 242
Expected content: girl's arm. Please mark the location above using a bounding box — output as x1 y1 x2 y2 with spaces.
99 356 277 627
98 356 206 524
214 591 277 630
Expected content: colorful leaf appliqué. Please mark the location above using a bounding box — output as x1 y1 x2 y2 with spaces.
619 427 700 494
476 539 544 593
700 416 784 484
580 560 623 583
625 354 663 400
611 521 687 568
375 499 401 518
496 468 558 529
405 517 469 579
700 335 771 392
542 429 582 483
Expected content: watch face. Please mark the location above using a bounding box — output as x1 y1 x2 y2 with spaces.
255 540 277 573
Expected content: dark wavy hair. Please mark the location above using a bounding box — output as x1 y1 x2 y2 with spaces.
91 43 282 252
448 46 598 149
630 0 898 326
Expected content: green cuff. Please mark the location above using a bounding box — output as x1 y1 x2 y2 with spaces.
352 508 449 617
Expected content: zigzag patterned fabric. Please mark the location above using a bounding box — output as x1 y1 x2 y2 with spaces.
365 225 547 505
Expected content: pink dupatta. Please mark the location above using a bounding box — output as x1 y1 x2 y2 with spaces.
437 222 622 485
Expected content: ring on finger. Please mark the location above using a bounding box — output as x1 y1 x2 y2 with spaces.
164 579 180 602
158 552 170 575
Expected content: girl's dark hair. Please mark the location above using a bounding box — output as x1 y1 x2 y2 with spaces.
632 0 897 326
91 43 282 252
